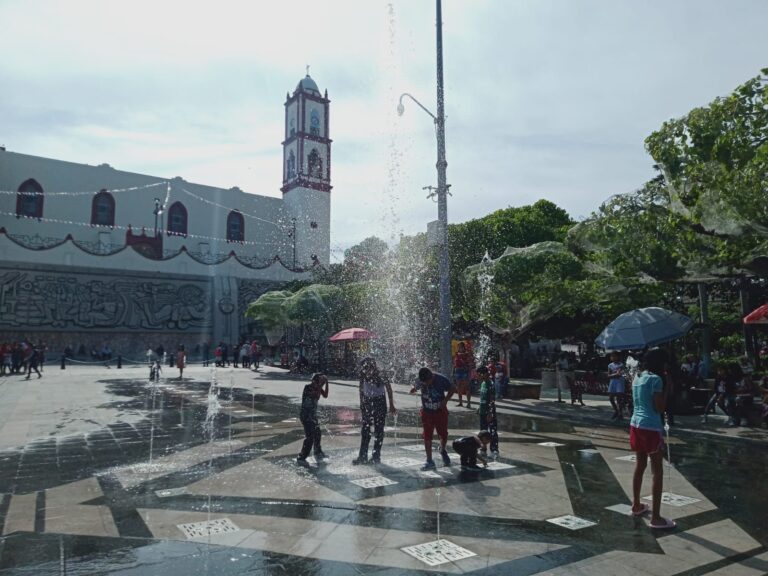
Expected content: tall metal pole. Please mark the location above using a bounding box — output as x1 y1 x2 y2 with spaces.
435 0 452 376
292 218 297 269
698 283 710 379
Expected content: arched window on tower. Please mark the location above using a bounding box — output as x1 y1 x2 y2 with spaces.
91 190 115 227
310 109 320 136
167 202 188 237
308 149 322 178
16 179 44 219
287 151 296 179
226 210 244 243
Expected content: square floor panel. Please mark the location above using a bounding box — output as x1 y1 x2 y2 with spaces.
643 492 701 507
485 461 515 471
578 449 600 455
616 454 669 467
399 444 438 452
418 470 442 479
605 503 634 516
177 518 240 539
349 476 398 489
155 487 188 498
546 515 597 530
401 539 476 567
538 442 565 447
384 457 424 468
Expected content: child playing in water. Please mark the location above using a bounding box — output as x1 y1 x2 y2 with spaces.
476 366 499 460
452 431 492 471
297 373 329 462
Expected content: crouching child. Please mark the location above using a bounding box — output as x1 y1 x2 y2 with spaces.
297 373 329 463
452 431 492 471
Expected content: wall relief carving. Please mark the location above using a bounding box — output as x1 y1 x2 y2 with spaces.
0 270 212 331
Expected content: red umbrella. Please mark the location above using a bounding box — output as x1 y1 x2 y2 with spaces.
329 328 376 342
743 303 768 325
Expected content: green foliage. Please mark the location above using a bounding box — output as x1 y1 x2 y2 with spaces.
461 241 660 337
449 199 573 316
312 237 390 286
244 290 294 329
245 285 343 332
644 68 768 273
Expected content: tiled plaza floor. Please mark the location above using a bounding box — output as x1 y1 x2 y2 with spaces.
0 365 766 574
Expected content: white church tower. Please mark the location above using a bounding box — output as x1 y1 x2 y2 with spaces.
281 72 331 268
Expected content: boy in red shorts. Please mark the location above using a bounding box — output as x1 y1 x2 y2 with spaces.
411 367 456 470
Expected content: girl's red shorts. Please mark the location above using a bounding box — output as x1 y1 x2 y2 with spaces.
629 426 664 455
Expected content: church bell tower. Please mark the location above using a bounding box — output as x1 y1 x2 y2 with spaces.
281 72 331 268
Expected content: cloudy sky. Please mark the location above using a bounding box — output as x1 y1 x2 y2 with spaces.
1 0 766 261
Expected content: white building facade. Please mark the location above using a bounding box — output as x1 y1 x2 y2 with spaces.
0 75 331 358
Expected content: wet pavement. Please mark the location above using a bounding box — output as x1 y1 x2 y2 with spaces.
0 365 766 575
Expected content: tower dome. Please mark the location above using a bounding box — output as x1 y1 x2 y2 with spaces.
295 74 320 95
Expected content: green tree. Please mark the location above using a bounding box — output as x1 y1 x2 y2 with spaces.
449 199 573 318
644 68 768 274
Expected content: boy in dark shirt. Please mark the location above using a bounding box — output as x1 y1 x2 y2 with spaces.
452 431 492 471
297 373 329 462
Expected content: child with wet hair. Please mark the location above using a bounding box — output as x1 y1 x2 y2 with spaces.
297 373 329 463
452 431 493 471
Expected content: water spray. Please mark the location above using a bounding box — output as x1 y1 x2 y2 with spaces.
563 462 584 493
435 488 441 547
664 413 672 489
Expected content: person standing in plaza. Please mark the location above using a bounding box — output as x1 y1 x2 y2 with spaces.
629 348 675 529
352 358 397 465
410 367 456 470
453 341 473 408
476 366 499 459
297 373 329 462
24 341 42 380
608 352 627 420
176 345 186 380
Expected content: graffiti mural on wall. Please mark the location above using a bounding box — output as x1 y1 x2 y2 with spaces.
0 270 212 331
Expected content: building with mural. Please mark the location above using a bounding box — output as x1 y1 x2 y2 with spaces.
0 74 332 358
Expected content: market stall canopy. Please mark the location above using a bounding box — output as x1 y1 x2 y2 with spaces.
329 328 376 342
595 307 694 351
743 303 768 325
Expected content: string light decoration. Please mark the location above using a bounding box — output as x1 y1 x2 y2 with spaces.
0 181 166 197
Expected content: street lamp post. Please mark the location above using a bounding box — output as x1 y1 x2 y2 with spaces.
397 0 452 375
288 217 297 269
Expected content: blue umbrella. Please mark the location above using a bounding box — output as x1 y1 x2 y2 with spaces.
595 307 694 351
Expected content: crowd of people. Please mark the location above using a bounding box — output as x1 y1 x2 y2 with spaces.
0 340 46 379
206 340 262 370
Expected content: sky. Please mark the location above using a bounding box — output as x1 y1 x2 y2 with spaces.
1 0 767 262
